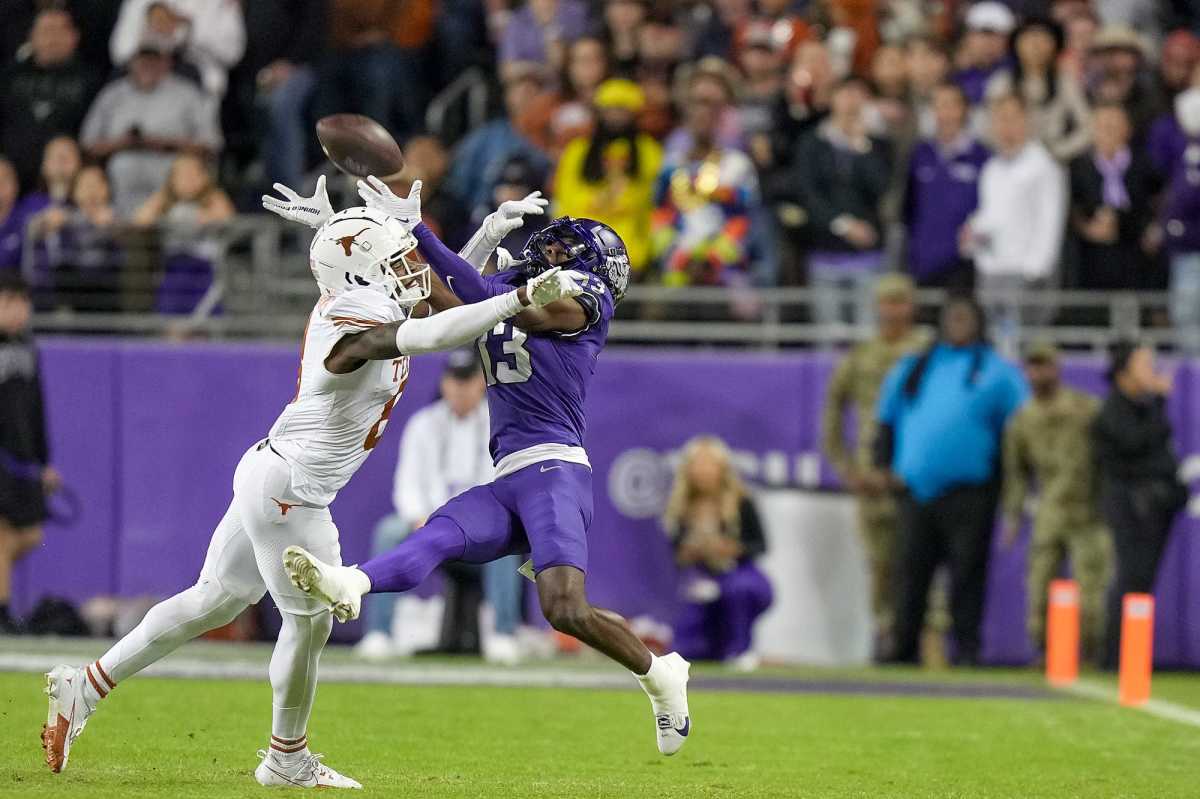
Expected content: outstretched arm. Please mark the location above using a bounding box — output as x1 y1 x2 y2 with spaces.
325 268 584 372
458 191 549 270
412 223 497 304
413 223 589 334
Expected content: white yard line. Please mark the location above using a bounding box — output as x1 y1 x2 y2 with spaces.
0 652 632 690
1062 678 1200 728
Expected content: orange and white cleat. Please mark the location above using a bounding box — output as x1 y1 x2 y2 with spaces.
42 664 99 773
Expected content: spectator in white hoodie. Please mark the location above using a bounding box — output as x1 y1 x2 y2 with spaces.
962 92 1066 354
109 0 246 97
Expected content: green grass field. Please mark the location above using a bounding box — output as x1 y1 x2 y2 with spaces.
3 644 1200 798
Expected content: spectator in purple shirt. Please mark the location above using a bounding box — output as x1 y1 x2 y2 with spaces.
904 83 990 291
1163 87 1200 355
499 0 591 80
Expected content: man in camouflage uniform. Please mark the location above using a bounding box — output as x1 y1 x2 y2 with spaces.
821 275 931 655
1002 341 1112 662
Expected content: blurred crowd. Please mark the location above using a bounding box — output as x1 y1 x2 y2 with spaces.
3 0 1200 341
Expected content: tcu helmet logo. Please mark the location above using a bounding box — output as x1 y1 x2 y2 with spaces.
335 228 371 257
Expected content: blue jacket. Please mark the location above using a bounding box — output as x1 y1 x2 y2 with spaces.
877 343 1028 503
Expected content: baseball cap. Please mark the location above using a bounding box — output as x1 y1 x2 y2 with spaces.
1023 339 1059 364
444 347 482 380
1090 25 1147 56
875 273 915 301
966 2 1016 34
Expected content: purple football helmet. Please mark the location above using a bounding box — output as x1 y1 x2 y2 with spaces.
517 216 631 302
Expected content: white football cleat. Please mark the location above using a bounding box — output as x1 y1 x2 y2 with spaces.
255 750 362 789
283 546 364 622
641 652 691 756
42 665 95 773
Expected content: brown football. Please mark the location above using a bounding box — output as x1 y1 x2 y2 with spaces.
315 114 406 179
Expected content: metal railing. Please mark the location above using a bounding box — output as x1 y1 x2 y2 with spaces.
26 214 1182 352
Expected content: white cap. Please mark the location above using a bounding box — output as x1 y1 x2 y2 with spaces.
966 2 1016 34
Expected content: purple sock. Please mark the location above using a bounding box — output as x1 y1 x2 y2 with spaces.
360 517 467 594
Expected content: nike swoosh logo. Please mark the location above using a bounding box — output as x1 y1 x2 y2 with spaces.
540 465 562 473
674 717 690 737
265 764 310 787
447 276 456 291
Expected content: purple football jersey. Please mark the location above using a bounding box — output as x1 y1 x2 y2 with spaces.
476 269 614 463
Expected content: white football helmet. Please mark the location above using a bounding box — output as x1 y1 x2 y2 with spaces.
309 207 430 306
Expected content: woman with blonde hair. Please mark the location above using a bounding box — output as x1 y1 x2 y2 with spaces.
662 436 772 667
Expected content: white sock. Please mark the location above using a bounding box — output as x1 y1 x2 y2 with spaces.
269 611 332 745
268 733 309 764
635 654 671 699
98 580 246 684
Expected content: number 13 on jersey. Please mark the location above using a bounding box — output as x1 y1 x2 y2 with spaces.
478 322 532 385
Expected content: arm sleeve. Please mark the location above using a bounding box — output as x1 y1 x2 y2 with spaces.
190 0 247 69
457 220 500 271
394 292 524 355
109 0 150 66
737 497 767 559
79 88 114 147
1022 161 1067 278
413 222 502 303
1092 397 1170 459
996 365 1031 428
876 359 907 427
187 90 224 151
1000 415 1029 526
820 353 856 482
794 135 839 233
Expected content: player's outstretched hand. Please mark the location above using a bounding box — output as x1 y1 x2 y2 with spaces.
526 267 585 308
485 191 549 239
495 246 516 270
262 175 333 228
357 175 421 229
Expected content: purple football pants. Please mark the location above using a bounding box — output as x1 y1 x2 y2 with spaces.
360 461 593 594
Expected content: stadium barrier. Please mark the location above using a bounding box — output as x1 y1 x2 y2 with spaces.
12 342 1200 664
22 215 1184 349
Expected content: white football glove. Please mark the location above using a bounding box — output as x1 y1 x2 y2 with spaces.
261 175 333 228
484 191 549 240
495 246 516 270
357 175 422 229
526 267 586 308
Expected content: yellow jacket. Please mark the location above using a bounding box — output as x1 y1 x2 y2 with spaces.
552 134 663 272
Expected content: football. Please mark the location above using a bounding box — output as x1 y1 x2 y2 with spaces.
315 114 406 179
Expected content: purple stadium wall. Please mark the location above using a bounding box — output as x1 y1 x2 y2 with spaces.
12 340 1200 665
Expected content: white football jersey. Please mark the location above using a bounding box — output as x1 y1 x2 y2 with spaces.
268 289 410 507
